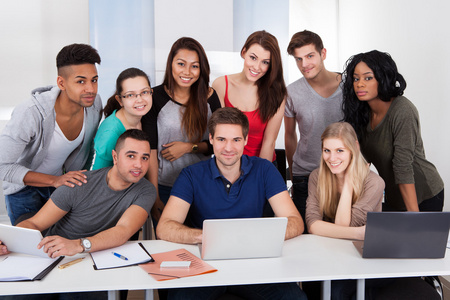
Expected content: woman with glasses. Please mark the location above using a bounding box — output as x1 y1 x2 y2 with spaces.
142 37 221 225
212 30 286 163
92 67 152 170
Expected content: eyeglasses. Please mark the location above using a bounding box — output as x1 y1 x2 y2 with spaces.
120 89 152 99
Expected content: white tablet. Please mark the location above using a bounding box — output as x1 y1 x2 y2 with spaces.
0 224 48 258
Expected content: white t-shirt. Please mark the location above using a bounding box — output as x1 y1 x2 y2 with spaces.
35 110 86 176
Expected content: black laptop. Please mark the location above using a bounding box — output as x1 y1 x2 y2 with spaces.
353 212 450 258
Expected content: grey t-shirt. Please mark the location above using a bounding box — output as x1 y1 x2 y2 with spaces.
46 167 156 239
285 77 343 176
156 100 211 186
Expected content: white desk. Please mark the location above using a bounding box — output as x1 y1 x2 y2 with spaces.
1 235 449 300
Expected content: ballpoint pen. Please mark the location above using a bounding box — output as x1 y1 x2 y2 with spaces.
112 252 128 260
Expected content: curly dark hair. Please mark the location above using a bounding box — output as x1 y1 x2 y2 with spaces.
341 50 407 138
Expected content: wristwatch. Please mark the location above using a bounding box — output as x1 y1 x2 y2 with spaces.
80 238 92 253
191 144 199 153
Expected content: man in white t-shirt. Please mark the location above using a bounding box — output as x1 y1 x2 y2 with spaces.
0 44 103 225
284 30 343 233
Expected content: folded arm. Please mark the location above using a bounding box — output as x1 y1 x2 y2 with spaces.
161 141 209 162
334 172 354 226
309 220 365 240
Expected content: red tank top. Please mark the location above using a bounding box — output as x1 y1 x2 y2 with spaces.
224 76 276 161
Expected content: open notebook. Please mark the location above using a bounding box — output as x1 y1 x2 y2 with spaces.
0 255 63 282
0 224 62 281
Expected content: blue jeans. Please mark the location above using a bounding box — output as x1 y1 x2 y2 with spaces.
5 186 55 225
167 282 307 300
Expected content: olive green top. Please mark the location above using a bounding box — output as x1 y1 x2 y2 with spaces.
360 96 443 210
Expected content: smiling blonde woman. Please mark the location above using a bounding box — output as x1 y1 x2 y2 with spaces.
305 122 384 240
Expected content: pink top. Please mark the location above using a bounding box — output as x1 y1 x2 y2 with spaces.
224 76 276 161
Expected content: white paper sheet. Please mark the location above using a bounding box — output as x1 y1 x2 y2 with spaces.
0 255 58 281
90 242 153 270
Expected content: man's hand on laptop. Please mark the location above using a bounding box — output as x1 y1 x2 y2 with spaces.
38 236 83 258
0 240 9 255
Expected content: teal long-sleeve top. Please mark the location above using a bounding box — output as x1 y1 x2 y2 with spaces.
92 110 126 170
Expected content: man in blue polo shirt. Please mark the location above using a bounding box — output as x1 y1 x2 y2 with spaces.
157 107 306 299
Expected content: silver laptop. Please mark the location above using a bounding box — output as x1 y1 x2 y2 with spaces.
0 224 49 258
201 217 287 260
353 212 450 258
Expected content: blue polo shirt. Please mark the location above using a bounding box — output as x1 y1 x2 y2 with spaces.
171 155 287 229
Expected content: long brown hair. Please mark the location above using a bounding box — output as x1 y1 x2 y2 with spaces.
163 37 210 142
317 122 370 220
241 30 286 123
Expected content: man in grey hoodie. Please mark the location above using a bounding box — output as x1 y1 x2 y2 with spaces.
0 43 103 225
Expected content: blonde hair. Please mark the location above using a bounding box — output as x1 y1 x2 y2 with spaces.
318 122 370 220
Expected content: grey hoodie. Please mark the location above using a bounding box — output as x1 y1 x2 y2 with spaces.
0 85 102 195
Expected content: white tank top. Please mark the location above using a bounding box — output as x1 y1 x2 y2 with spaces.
35 110 86 176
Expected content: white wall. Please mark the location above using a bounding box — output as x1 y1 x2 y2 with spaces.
154 0 234 85
0 0 90 109
288 0 340 82
0 0 90 219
